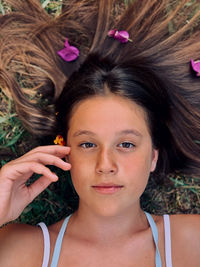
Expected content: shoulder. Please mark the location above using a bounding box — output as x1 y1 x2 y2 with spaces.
169 214 200 266
0 222 44 267
170 213 200 239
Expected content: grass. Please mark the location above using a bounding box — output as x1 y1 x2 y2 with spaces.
0 0 199 225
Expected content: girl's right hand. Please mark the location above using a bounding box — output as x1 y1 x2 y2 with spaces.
0 145 71 226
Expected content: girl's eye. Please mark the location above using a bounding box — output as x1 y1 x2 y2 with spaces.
80 142 96 148
118 142 135 149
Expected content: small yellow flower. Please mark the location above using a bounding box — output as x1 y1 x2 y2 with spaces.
54 135 65 146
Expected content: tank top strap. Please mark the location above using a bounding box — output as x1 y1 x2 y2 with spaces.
37 222 51 267
144 212 162 267
50 215 72 267
163 214 172 267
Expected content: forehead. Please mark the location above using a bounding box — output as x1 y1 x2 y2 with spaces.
68 95 150 135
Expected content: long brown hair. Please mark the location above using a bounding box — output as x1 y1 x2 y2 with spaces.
0 0 200 177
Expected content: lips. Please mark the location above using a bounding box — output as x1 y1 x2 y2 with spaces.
91 183 124 194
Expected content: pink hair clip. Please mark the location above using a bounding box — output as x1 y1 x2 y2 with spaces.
108 29 133 43
57 38 79 62
191 59 200 77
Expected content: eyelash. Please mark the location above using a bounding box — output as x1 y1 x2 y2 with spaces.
79 142 135 149
79 142 96 149
118 142 135 149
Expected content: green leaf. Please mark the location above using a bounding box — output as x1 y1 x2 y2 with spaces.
185 0 196 7
42 0 50 8
0 117 9 123
0 113 17 123
0 3 5 15
0 131 24 147
0 132 6 140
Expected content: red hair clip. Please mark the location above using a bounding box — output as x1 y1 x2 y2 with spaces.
54 135 66 146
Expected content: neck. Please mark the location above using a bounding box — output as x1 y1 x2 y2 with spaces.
69 203 149 245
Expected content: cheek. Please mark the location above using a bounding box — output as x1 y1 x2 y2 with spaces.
123 159 149 186
122 150 152 174
68 148 94 184
122 157 150 196
69 148 92 167
68 156 85 195
121 150 153 185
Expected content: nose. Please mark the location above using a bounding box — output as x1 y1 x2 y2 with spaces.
95 147 118 175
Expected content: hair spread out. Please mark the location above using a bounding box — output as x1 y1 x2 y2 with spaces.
0 0 200 179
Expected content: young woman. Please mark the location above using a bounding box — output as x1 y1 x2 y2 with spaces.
0 0 200 266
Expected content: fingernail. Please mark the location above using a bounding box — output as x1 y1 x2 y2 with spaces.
64 163 71 170
52 173 58 180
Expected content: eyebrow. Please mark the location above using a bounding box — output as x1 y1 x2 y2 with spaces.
73 129 142 138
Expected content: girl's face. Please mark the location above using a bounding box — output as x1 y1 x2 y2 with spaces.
67 95 158 217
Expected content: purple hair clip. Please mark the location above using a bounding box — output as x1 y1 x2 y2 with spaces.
57 38 79 62
191 59 200 77
108 29 133 43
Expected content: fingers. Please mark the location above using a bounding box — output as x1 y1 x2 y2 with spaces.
17 152 71 171
24 162 60 182
28 175 54 202
25 145 71 158
2 161 61 182
0 145 72 185
0 145 72 224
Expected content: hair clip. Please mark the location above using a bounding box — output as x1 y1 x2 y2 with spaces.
57 38 79 62
191 59 200 77
54 135 66 146
108 29 133 43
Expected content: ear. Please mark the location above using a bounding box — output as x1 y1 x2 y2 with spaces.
150 149 159 172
